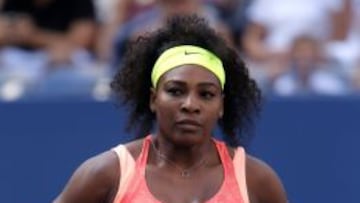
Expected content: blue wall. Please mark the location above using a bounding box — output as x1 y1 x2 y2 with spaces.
1 97 359 203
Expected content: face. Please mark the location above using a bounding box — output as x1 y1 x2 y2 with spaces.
150 64 224 146
292 37 319 70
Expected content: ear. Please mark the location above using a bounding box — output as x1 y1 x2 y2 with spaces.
219 107 224 119
149 87 157 113
219 110 224 119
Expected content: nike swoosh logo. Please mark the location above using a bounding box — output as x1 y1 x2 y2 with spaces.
184 50 200 55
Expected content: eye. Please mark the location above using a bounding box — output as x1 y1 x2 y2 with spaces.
199 91 215 100
167 87 183 96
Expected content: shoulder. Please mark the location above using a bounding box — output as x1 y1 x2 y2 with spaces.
54 150 119 203
245 154 288 203
54 138 146 203
122 137 146 159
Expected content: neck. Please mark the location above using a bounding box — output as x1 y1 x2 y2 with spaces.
151 134 213 168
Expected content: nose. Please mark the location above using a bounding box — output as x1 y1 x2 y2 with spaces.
180 94 200 114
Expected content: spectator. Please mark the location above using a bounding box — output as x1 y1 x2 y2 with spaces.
111 0 233 69
0 0 98 100
94 0 156 62
242 0 351 62
325 0 359 77
272 36 350 96
209 0 252 51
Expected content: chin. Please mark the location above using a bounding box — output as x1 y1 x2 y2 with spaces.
172 131 205 145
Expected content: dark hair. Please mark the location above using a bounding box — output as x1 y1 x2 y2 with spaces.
111 15 261 146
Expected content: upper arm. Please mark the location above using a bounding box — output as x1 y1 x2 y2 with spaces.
64 0 96 48
246 155 288 203
329 0 352 40
53 151 119 203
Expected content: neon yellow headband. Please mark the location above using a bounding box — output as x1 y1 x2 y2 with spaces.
151 45 226 89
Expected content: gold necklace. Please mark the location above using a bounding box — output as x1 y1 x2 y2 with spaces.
151 140 206 178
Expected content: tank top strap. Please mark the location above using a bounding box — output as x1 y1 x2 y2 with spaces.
212 139 233 175
233 147 250 203
138 135 152 168
111 144 136 203
212 139 249 203
112 135 152 203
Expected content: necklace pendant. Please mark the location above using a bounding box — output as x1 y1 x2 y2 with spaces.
181 170 190 178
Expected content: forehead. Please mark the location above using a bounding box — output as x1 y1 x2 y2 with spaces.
160 64 221 86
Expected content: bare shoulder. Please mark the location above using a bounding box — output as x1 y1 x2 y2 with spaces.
53 150 119 203
53 137 146 203
246 154 288 203
124 138 145 159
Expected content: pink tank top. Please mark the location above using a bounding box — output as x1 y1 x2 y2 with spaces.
112 136 249 203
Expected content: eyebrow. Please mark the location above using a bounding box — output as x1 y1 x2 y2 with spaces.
164 80 220 88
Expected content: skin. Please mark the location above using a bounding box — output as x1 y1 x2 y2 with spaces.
54 65 287 203
242 0 352 61
0 0 96 64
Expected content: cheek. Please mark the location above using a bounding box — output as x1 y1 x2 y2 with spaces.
206 112 220 126
155 101 177 123
205 105 222 125
156 108 177 133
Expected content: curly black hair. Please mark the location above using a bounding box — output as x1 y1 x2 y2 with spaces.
111 15 261 146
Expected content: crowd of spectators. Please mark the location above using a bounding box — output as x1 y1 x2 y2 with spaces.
0 0 359 102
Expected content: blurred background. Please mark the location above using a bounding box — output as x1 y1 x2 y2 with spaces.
0 0 359 202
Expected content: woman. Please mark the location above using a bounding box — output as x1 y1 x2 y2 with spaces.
54 15 287 203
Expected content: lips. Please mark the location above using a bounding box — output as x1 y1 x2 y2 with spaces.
175 119 202 130
176 119 201 126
